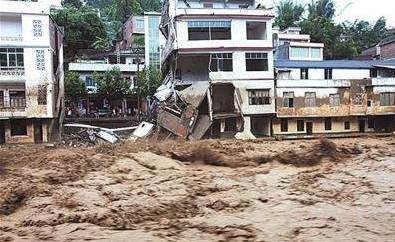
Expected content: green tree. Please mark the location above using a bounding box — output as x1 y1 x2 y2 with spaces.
137 0 162 12
61 0 82 8
106 0 143 23
64 71 87 103
306 0 335 21
274 0 305 30
135 66 162 98
52 5 107 59
93 67 132 104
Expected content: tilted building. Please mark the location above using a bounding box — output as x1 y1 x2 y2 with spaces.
159 0 275 139
0 0 64 144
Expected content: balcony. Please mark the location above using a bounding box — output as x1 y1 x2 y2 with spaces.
0 69 25 81
175 7 273 19
0 36 23 42
68 63 139 72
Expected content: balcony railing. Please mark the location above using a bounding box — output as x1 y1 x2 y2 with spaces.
0 36 23 42
0 69 25 77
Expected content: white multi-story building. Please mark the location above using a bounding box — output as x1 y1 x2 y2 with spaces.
0 0 64 144
160 0 275 139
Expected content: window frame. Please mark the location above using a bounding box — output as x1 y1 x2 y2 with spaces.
246 21 267 40
10 119 27 136
297 120 305 132
325 117 332 131
300 68 309 79
283 92 294 108
210 53 233 72
280 119 288 132
325 68 333 80
329 93 340 107
248 89 271 105
380 92 395 106
344 121 350 130
304 92 316 107
245 52 268 72
0 48 24 70
187 21 231 41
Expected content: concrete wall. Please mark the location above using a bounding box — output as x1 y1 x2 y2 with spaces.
381 42 395 60
285 68 371 80
3 118 49 144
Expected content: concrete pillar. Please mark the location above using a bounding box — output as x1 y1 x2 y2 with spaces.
4 89 10 107
220 119 226 133
235 116 256 140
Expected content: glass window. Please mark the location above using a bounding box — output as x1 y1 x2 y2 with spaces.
136 19 144 29
329 94 340 107
301 68 309 79
210 53 233 72
246 22 267 40
283 92 294 108
248 89 271 105
311 48 321 58
290 47 309 58
188 21 231 41
0 48 24 70
325 68 332 79
380 92 395 106
245 53 268 71
305 92 316 107
344 121 350 130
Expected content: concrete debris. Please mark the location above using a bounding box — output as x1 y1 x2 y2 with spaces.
132 122 155 139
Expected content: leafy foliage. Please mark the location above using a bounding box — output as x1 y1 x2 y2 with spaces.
61 0 82 9
51 5 107 59
274 0 305 30
93 67 132 102
64 71 87 103
135 66 162 98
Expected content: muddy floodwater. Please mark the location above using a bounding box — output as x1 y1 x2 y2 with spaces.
0 137 394 241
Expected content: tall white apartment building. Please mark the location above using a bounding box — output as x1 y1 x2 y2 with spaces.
160 0 275 139
0 0 64 144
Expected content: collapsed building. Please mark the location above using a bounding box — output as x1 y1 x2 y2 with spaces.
156 0 276 140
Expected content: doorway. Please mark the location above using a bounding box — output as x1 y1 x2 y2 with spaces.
359 119 365 133
34 121 43 143
306 122 313 136
0 121 5 144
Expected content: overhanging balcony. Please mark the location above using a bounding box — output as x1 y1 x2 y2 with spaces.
175 7 274 19
0 68 25 81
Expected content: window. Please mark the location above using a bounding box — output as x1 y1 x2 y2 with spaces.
305 92 316 107
367 100 372 107
311 48 321 58
9 91 26 108
380 92 395 106
248 89 270 105
297 120 304 132
325 117 332 131
281 119 288 132
246 22 267 40
0 91 4 108
300 68 309 79
283 92 294 108
368 117 374 129
370 69 378 78
11 119 27 136
290 47 309 58
36 50 45 70
0 48 24 70
37 85 47 105
210 53 233 72
33 20 42 37
325 68 332 80
344 121 350 130
353 94 364 105
245 53 268 71
203 3 213 8
136 19 144 29
188 21 231 40
85 76 96 87
329 94 340 107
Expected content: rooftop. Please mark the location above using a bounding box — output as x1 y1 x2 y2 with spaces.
275 59 395 69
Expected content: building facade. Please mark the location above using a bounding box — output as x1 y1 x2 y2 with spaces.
0 0 64 144
159 0 275 139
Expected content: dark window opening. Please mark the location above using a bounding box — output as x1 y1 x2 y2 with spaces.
325 68 332 80
281 119 288 132
248 89 270 105
283 92 294 108
0 91 3 108
367 100 372 107
246 22 267 40
246 53 268 71
329 94 340 107
297 120 304 132
225 118 237 132
210 53 233 72
188 21 231 40
301 68 309 79
203 3 213 8
11 119 27 136
370 69 378 78
325 117 332 131
344 121 350 130
368 117 375 129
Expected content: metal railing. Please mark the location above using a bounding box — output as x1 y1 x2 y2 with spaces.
0 69 25 77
